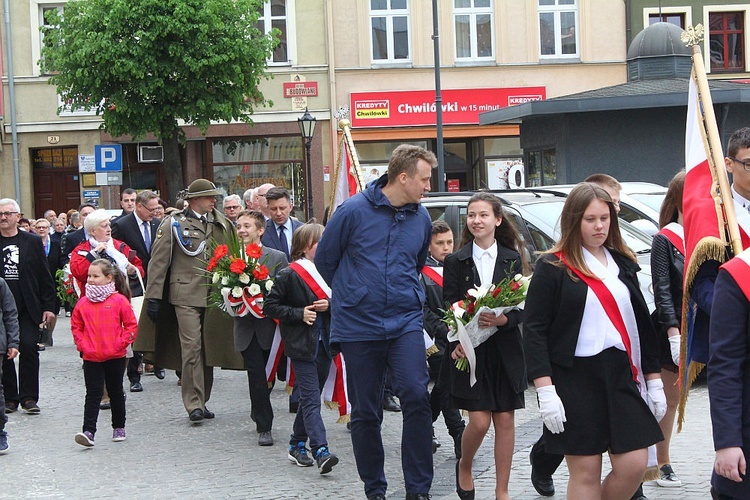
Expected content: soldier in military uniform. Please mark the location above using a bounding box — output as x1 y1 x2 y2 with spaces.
136 179 241 423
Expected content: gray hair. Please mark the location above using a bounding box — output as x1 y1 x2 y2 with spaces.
242 188 255 206
83 209 111 232
224 194 241 206
136 189 158 205
0 198 20 212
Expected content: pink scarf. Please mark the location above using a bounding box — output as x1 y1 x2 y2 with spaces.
85 282 116 303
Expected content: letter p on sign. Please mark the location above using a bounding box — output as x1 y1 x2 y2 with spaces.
94 144 123 172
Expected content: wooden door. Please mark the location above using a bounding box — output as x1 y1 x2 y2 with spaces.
33 168 81 218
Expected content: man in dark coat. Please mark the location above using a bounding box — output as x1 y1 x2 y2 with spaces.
111 189 163 390
0 199 56 414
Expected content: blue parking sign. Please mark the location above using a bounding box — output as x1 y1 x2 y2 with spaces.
95 144 123 172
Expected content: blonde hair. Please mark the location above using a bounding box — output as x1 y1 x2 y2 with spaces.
291 223 324 261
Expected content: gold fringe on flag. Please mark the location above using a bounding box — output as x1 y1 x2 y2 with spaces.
426 344 439 357
643 466 661 482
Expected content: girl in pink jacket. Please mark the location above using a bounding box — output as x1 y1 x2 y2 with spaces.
71 259 137 447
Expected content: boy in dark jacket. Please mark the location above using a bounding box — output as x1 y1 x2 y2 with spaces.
0 277 20 453
421 220 465 458
264 223 339 474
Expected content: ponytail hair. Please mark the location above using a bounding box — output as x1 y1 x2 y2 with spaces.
90 259 132 301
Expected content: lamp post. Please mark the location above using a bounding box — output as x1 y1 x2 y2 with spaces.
298 108 316 220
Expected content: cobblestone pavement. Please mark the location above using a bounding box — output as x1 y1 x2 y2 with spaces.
2 317 714 499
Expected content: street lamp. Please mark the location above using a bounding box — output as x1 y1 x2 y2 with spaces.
298 107 316 220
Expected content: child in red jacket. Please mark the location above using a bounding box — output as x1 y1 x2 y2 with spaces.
71 259 137 447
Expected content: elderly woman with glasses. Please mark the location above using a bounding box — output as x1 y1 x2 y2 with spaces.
69 209 144 296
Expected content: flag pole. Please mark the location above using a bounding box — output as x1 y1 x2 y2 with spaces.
340 119 364 191
687 35 743 256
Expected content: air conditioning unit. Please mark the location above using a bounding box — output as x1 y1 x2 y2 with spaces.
138 144 164 163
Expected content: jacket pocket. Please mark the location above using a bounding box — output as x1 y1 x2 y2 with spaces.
340 285 367 307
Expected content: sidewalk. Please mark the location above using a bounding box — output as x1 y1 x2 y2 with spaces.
2 316 714 498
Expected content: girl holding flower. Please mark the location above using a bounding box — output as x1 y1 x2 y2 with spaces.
443 192 531 500
232 210 288 446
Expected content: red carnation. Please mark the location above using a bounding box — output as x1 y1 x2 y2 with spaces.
492 286 503 298
207 257 218 272
510 280 521 291
253 265 269 280
66 288 74 295
466 302 475 314
213 244 229 260
229 257 246 274
246 243 262 259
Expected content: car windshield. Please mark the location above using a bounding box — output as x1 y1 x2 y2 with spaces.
519 199 652 254
627 193 666 213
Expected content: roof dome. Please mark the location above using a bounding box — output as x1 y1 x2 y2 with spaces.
627 22 692 81
627 22 692 59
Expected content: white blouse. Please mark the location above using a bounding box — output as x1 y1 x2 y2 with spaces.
472 240 497 286
575 247 639 357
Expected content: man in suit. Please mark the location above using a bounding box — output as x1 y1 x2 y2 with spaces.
261 187 302 262
33 219 64 345
222 194 242 224
255 183 275 219
0 199 56 414
111 190 163 390
143 179 234 423
260 186 302 411
115 188 137 220
50 218 65 246
233 209 288 445
61 203 96 257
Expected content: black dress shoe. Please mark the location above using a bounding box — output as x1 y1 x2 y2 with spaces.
366 495 385 500
129 381 143 392
258 430 274 446
154 368 166 380
382 395 401 412
456 459 475 500
531 469 555 497
405 493 430 499
202 407 215 419
189 408 204 423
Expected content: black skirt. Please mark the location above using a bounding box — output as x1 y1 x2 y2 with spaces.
543 347 663 456
449 334 525 413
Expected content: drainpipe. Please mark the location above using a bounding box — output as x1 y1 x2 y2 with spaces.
3 0 21 204
624 0 633 49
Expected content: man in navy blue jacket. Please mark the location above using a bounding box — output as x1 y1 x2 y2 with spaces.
316 144 435 500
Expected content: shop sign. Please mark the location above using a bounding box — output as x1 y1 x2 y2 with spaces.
283 81 318 98
350 87 546 128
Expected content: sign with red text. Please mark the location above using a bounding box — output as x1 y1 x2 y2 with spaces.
350 87 546 128
284 81 318 98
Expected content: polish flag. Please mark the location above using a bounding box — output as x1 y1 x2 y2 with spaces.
332 137 358 211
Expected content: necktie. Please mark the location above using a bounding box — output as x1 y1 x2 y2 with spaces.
278 225 289 258
143 221 151 252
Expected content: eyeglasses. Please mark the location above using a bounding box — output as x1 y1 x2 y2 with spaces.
224 205 241 210
0 211 18 218
729 156 750 171
140 204 160 212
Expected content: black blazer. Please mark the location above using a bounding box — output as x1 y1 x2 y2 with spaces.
61 227 86 257
443 242 527 397
523 250 659 382
3 231 56 323
44 238 65 278
263 264 333 362
111 212 159 279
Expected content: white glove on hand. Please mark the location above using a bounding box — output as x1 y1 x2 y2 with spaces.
647 378 667 422
537 385 566 434
668 335 681 366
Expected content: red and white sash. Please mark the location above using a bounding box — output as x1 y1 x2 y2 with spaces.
720 247 750 302
658 222 685 257
421 266 443 288
289 258 332 300
556 251 639 383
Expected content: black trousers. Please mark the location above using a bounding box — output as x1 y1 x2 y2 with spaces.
530 431 564 476
82 357 127 435
240 335 273 433
2 314 41 405
428 354 464 436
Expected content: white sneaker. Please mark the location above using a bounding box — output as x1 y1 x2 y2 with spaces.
656 464 682 487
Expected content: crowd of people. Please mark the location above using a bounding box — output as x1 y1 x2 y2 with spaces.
3 130 750 499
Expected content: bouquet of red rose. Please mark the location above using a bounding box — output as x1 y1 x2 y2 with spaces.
204 231 275 318
55 264 79 308
443 273 531 385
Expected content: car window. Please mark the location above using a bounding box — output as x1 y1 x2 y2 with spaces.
526 222 556 253
619 219 652 254
628 193 666 213
427 206 447 223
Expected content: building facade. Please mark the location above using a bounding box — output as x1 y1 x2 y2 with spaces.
1 1 678 217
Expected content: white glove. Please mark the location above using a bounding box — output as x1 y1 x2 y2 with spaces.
668 335 681 366
537 385 566 434
647 378 667 422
